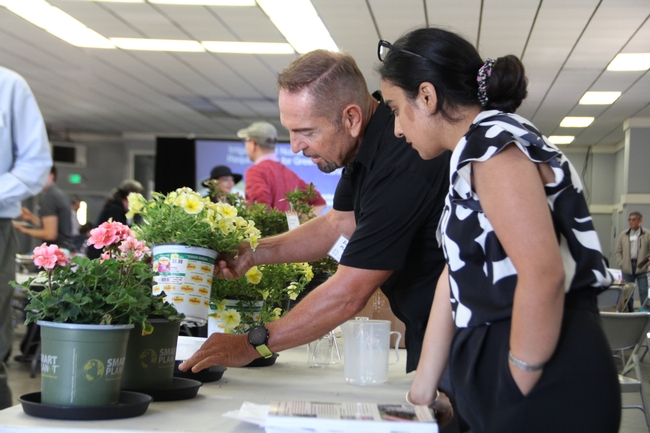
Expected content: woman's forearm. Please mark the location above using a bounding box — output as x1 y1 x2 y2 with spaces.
409 266 455 405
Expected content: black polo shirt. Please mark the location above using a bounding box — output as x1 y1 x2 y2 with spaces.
333 94 450 372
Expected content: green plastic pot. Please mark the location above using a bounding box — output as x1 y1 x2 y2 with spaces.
121 319 181 390
38 321 133 407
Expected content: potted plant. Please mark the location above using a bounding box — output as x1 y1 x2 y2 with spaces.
229 185 339 302
12 221 181 407
209 261 314 334
126 187 260 324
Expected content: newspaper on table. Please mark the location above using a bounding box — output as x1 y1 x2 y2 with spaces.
266 401 438 433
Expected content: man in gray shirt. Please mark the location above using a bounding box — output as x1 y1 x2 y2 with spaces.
13 165 73 251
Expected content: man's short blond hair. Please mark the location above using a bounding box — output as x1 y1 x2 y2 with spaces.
277 50 373 125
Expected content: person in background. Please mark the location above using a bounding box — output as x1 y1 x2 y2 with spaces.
180 50 455 430
70 196 81 237
0 65 51 408
87 179 143 260
377 27 619 432
240 121 327 215
615 211 650 311
13 165 73 251
73 222 94 255
202 165 242 202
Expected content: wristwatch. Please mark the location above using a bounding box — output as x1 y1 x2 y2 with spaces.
248 325 273 359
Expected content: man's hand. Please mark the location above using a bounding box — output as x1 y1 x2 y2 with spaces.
19 207 38 224
11 220 27 233
216 243 256 280
178 332 260 372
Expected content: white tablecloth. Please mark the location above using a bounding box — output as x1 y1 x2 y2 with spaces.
0 345 425 433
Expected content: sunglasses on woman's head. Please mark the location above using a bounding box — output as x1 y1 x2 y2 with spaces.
377 39 426 62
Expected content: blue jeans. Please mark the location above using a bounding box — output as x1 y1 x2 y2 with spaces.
623 261 649 311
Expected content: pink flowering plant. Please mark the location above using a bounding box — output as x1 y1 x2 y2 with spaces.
11 221 183 333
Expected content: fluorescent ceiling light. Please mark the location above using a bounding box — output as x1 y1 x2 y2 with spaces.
607 53 650 71
579 91 621 105
257 0 338 54
84 0 144 3
560 117 594 128
149 0 255 4
0 0 115 49
202 41 294 54
548 135 575 145
86 0 255 3
110 38 204 51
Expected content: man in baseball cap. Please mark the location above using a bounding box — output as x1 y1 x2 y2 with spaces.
237 121 278 148
238 121 325 213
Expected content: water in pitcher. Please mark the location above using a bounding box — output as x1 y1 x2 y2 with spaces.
341 317 401 386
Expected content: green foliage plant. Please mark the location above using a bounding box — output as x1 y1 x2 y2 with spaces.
210 262 313 333
12 222 183 335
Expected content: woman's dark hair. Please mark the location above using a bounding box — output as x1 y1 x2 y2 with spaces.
377 27 528 118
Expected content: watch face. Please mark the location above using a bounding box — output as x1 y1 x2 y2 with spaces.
248 326 268 345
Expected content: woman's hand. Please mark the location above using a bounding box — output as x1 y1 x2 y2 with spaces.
407 389 454 428
430 392 454 427
508 360 543 396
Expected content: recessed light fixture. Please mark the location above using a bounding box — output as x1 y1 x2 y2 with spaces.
548 135 575 145
202 41 294 54
110 38 205 52
560 117 594 128
607 53 650 71
257 0 338 53
0 0 115 48
579 91 621 105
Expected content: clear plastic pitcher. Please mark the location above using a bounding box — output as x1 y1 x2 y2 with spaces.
340 317 401 386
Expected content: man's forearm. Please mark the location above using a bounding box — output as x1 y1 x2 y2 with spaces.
255 209 354 266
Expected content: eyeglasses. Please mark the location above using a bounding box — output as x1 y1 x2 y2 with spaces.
377 39 425 62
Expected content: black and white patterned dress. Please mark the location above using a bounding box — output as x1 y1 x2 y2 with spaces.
439 110 612 328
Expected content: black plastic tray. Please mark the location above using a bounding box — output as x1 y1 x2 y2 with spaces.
174 362 226 383
124 377 202 401
19 391 152 420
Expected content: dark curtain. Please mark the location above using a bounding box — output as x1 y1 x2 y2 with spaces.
155 137 196 194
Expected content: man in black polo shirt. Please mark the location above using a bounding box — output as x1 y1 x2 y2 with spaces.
180 50 449 387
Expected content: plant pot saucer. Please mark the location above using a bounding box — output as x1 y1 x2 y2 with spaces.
19 391 152 420
245 353 279 367
174 362 226 383
123 377 202 401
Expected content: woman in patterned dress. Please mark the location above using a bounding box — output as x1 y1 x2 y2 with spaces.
377 27 620 433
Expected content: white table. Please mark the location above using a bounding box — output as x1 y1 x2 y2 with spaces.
0 346 424 433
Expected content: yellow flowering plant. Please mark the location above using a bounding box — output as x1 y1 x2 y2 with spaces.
126 187 260 254
210 262 313 333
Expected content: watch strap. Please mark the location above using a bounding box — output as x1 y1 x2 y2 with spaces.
255 343 274 359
